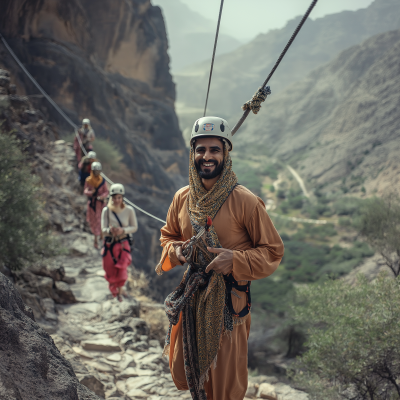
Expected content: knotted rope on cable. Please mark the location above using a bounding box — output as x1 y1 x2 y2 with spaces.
241 86 271 115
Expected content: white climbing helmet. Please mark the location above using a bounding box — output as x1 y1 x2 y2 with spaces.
82 118 91 125
110 183 125 196
190 116 233 151
87 151 97 159
91 162 102 171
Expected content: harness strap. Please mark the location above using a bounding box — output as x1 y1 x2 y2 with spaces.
223 273 251 318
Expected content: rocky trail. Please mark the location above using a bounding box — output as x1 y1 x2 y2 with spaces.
0 69 307 400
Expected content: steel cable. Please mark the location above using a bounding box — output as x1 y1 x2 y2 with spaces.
203 0 225 117
231 0 318 135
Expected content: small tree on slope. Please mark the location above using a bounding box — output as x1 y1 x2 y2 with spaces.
356 194 400 277
0 132 54 270
290 274 400 400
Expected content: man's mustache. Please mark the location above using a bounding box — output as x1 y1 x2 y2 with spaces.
199 160 218 166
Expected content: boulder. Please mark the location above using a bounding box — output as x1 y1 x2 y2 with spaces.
54 280 77 304
257 383 278 400
71 239 89 256
81 337 121 352
78 374 105 398
125 388 147 399
0 272 100 399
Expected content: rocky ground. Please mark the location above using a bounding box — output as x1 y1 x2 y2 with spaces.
9 241 309 400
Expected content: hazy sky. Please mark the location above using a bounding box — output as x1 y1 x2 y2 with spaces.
180 0 375 41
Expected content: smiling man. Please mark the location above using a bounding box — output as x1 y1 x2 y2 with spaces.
156 116 284 400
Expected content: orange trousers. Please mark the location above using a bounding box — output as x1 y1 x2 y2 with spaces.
169 312 251 400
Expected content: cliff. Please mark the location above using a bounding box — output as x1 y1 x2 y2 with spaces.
174 0 400 133
0 0 189 277
235 29 400 195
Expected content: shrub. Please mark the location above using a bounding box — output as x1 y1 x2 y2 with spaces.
333 196 362 216
290 273 400 400
0 133 56 270
355 194 400 276
92 138 123 172
260 163 279 180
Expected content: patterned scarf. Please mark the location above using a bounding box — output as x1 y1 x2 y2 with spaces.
164 141 238 400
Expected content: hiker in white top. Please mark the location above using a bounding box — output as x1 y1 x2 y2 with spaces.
101 183 138 301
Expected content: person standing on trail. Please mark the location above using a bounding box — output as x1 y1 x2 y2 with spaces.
74 118 95 164
79 151 97 189
156 116 284 400
84 162 108 249
101 183 138 302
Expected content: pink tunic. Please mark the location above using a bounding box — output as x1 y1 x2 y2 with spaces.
84 180 108 235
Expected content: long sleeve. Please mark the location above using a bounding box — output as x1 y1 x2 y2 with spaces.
232 199 284 282
101 207 109 234
123 208 138 234
83 181 92 197
156 192 186 274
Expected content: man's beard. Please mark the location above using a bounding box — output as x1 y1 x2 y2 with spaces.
195 159 224 180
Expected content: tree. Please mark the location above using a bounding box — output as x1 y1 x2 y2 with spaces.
0 132 55 270
356 194 400 277
290 274 400 400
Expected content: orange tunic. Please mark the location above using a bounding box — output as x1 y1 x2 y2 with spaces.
158 185 284 400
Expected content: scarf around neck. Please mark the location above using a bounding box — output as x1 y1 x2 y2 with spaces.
86 171 103 189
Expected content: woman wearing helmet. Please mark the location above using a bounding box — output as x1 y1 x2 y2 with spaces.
78 151 97 190
73 118 95 164
83 162 108 248
101 183 138 301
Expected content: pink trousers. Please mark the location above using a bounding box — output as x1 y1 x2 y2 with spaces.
101 240 131 297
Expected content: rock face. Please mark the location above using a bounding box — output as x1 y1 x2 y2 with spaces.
235 29 400 195
0 272 100 400
174 0 400 131
0 0 189 280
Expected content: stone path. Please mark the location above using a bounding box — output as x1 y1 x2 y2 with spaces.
48 241 309 400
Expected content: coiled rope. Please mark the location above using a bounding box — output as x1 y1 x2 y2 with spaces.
231 0 318 135
0 32 167 224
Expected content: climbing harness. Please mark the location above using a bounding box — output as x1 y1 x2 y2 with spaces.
0 32 167 224
231 0 318 135
224 274 251 318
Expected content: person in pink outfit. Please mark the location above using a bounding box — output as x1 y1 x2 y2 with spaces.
84 162 108 249
74 118 95 164
101 183 138 301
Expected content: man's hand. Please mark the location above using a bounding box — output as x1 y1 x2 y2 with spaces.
175 240 190 264
205 247 233 275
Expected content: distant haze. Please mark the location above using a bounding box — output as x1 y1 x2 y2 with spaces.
179 0 375 41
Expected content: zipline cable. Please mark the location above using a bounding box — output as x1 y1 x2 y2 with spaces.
203 0 224 117
231 0 318 135
0 32 167 224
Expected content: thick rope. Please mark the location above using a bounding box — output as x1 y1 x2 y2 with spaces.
203 0 224 117
231 0 318 135
0 32 166 224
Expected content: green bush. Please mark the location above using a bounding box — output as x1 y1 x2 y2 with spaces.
355 194 400 276
260 163 279 180
333 196 362 216
92 138 123 172
0 133 57 270
290 273 400 399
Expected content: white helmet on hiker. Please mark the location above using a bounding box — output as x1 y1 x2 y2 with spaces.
87 151 97 159
110 183 125 196
82 118 91 125
91 162 102 171
190 116 233 151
